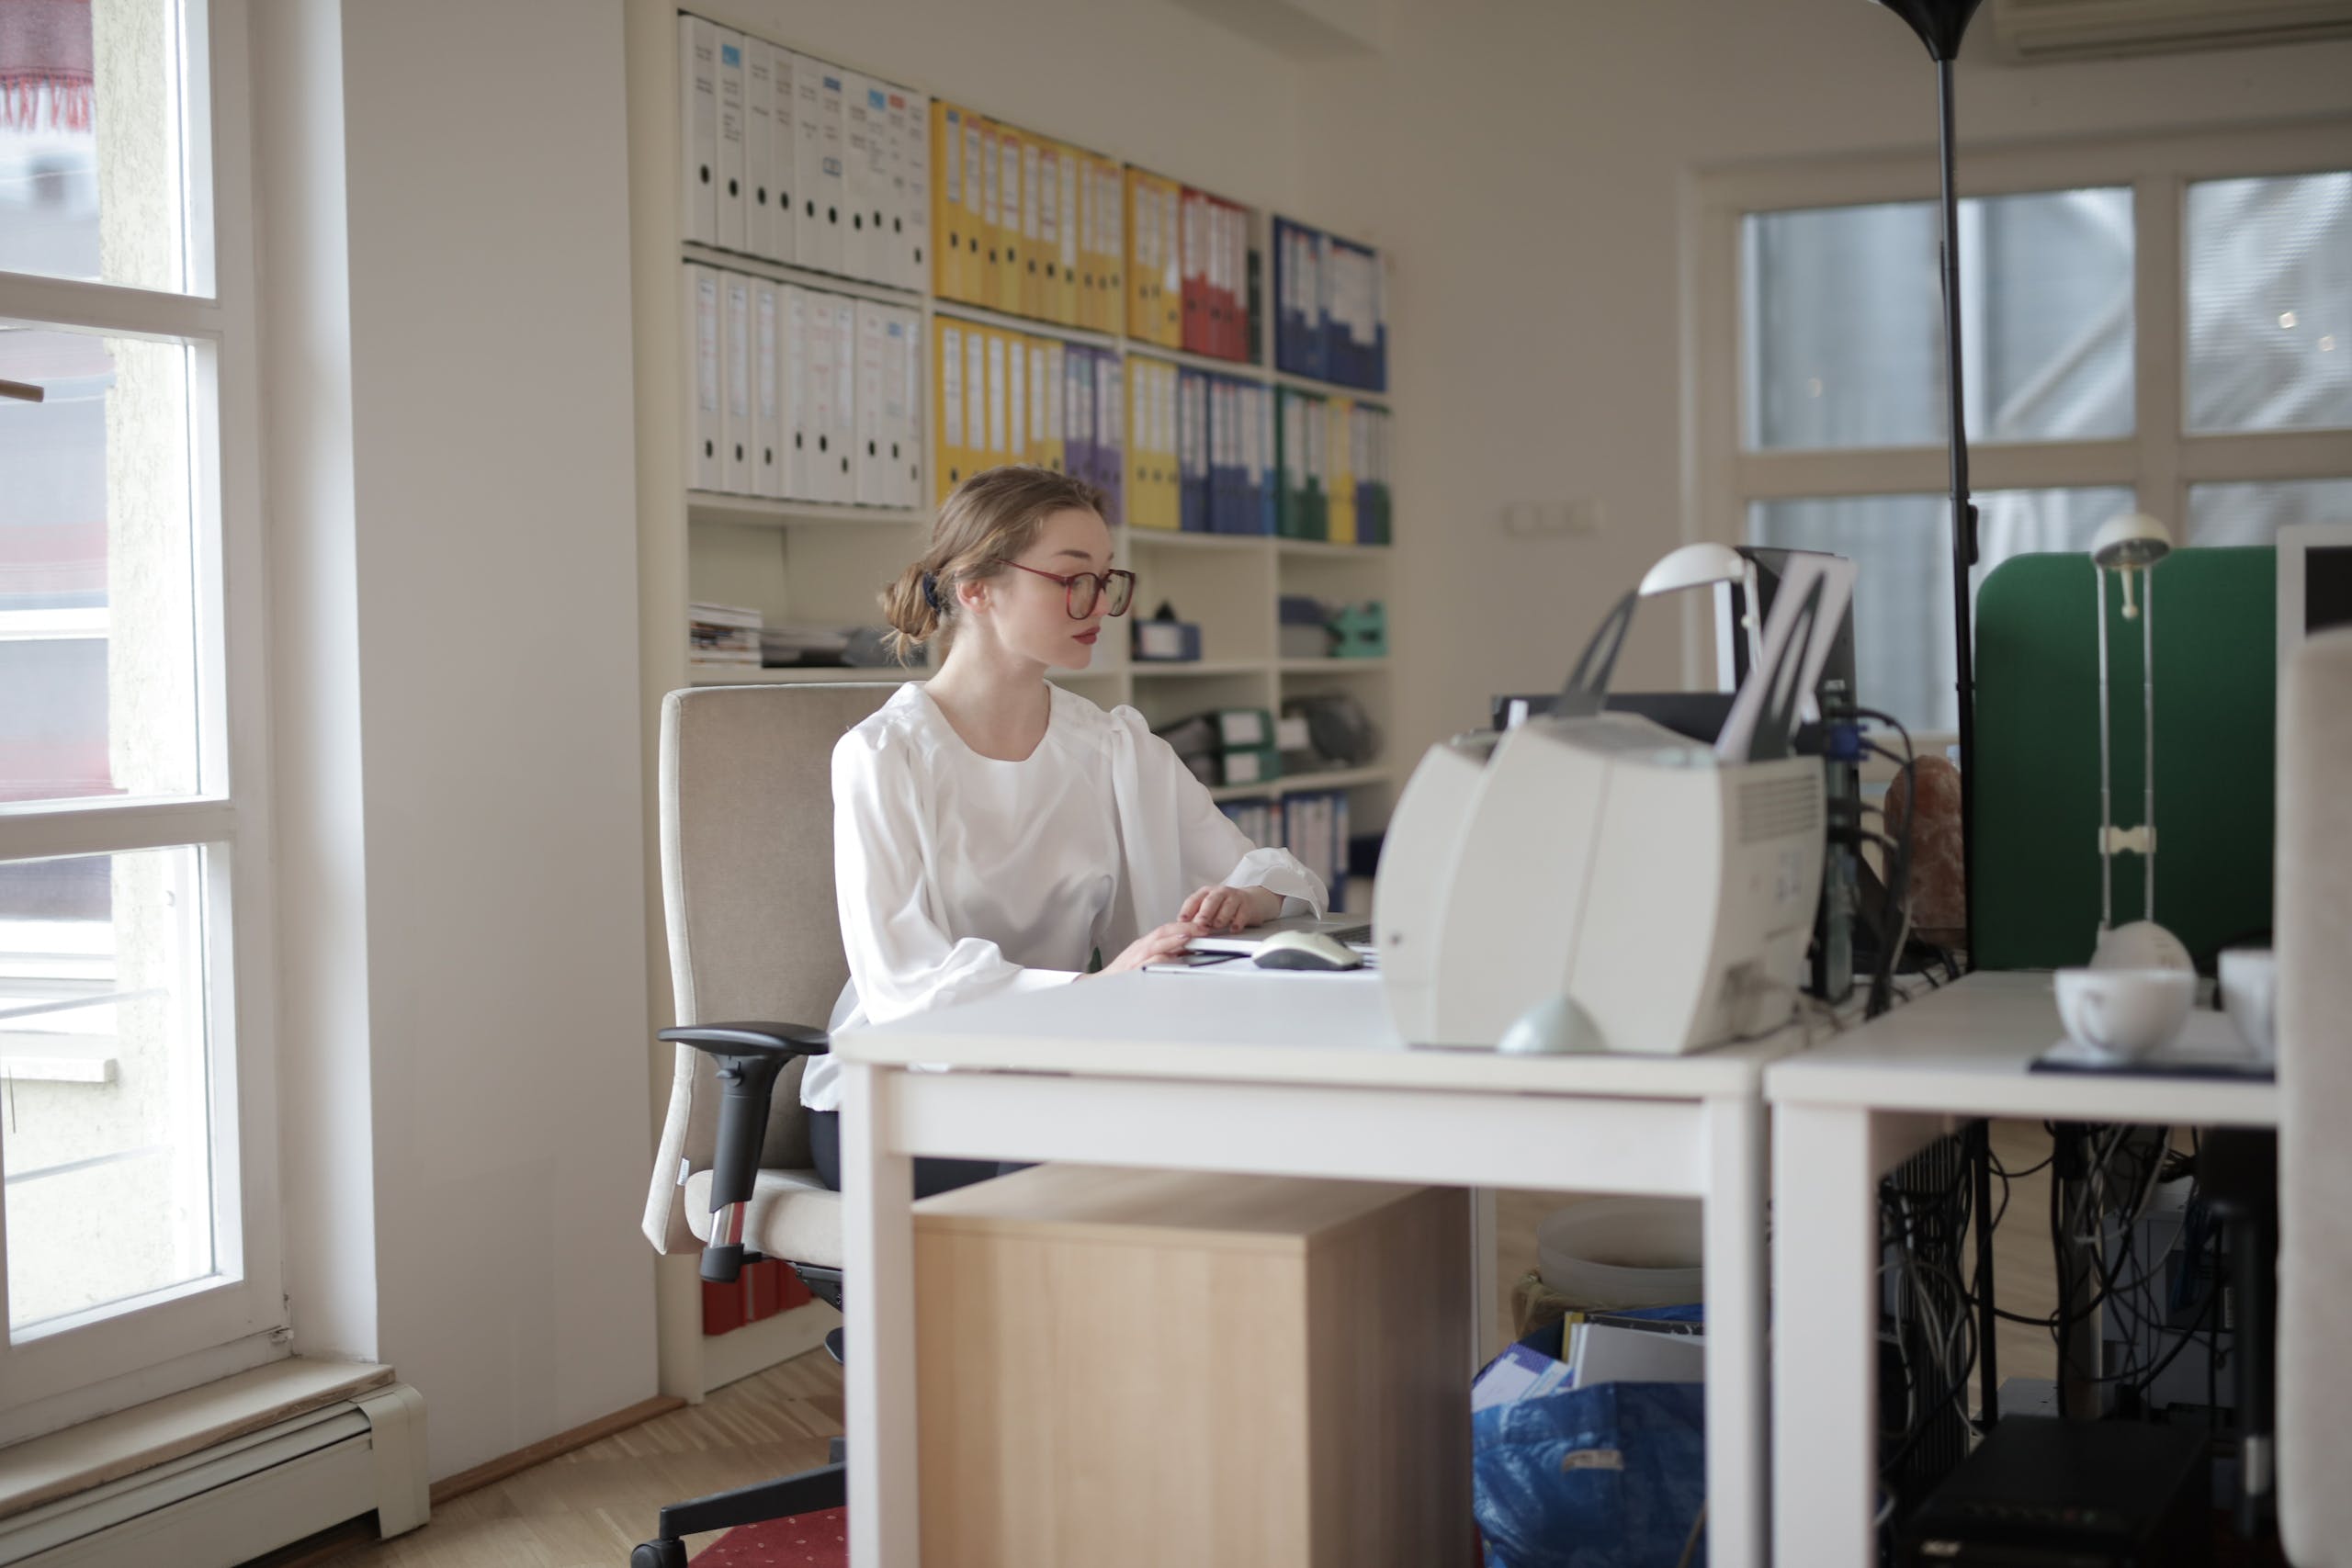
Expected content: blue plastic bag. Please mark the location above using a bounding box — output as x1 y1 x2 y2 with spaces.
1473 1380 1706 1568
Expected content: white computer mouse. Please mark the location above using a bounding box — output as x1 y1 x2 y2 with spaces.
1250 931 1363 971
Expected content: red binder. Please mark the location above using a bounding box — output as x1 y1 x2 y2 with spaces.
1180 186 1210 356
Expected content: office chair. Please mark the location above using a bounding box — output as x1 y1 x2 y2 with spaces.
632 682 900 1568
2277 626 2352 1567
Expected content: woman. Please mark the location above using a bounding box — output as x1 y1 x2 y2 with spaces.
804 466 1329 1194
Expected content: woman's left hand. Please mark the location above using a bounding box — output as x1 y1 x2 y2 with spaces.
1180 884 1284 934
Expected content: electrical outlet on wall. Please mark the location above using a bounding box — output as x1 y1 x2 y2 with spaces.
1500 499 1605 537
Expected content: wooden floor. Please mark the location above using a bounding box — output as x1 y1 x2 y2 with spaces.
306 1354 842 1567
306 1122 2070 1567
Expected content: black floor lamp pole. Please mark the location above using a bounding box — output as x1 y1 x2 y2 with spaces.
1936 54 1980 969
1877 0 1984 967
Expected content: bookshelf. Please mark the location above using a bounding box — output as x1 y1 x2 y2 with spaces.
628 0 1396 1397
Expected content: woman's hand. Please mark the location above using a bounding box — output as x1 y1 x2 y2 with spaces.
1180 884 1283 934
1092 920 1207 976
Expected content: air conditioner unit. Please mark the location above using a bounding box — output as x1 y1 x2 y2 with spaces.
0 1383 426 1568
1992 0 2352 59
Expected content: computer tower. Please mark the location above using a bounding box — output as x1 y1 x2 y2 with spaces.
1896 1416 2211 1567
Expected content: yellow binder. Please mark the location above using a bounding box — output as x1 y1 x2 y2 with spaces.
1019 133 1045 322
1125 167 1183 350
1079 153 1112 333
933 315 968 504
1042 140 1080 327
1127 355 1177 528
996 122 1027 317
1101 156 1129 335
977 118 1005 312
1326 397 1357 546
930 100 971 302
1047 343 1069 471
1029 337 1065 473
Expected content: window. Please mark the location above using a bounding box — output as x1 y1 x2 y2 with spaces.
0 0 279 1428
1694 125 2352 730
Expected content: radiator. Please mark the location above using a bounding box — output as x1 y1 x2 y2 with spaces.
0 1383 427 1568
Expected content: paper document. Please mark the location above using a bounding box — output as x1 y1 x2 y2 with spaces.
1714 552 1857 763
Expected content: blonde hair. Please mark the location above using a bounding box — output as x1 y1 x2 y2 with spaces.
881 466 1107 662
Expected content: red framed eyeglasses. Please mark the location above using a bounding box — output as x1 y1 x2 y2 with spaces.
997 559 1137 619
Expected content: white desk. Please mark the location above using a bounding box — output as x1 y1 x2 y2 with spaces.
1764 970 2281 1567
833 969 1798 1568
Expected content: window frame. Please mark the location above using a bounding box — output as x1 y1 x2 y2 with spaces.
1683 117 2352 706
0 0 286 1430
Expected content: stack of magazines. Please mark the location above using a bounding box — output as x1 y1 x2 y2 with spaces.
687 603 762 668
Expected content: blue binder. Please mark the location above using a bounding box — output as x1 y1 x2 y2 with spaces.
1323 232 1386 392
1177 367 1211 533
1272 217 1328 382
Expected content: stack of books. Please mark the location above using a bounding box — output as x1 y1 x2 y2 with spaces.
688 602 762 668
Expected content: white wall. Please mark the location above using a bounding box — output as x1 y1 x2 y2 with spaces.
1289 0 2352 765
254 0 376 1370
262 0 656 1482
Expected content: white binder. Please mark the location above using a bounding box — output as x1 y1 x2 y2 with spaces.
677 16 718 248
684 264 722 491
715 28 748 254
840 73 877 284
722 269 754 492
888 88 926 296
878 85 909 291
795 61 844 275
896 306 924 506
783 285 813 498
744 42 775 261
856 79 892 285
768 47 797 265
804 288 840 498
753 278 785 498
832 296 860 502
854 299 889 506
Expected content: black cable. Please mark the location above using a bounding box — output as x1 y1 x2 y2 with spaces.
1860 728 1918 1020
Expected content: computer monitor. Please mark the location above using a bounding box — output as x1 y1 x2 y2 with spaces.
1713 547 1858 716
2278 520 2352 665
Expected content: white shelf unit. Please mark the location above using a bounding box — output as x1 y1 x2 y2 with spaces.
628 0 1395 1396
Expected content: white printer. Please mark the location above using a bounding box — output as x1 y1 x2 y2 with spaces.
1373 546 1852 1055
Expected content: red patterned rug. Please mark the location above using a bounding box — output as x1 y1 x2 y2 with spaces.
689 1507 847 1566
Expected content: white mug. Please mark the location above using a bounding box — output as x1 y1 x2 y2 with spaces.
2219 948 2278 1061
2055 966 2195 1061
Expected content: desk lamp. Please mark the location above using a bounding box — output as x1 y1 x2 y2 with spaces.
1870 0 1984 963
2089 513 2191 970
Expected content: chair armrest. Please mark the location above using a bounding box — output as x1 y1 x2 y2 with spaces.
661 1021 830 1283
659 1021 830 1058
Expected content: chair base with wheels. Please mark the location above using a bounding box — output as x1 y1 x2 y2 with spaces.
632 1021 843 1567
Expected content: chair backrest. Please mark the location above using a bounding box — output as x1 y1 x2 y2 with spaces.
642 680 902 1253
2277 626 2352 1566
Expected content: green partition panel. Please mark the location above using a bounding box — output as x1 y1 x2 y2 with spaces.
1973 547 2275 972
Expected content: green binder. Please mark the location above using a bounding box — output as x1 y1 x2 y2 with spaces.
1276 388 1326 541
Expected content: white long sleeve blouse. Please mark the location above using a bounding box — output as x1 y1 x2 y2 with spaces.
804 682 1328 1111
